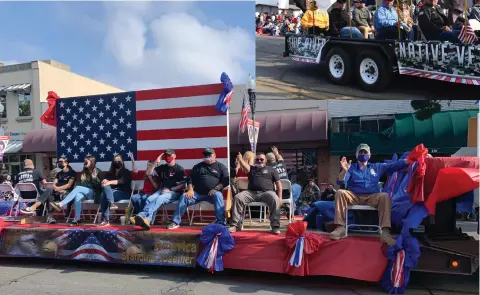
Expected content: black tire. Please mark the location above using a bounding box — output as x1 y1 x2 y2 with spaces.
355 49 391 92
325 47 353 86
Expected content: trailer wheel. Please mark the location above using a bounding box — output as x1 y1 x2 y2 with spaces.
325 47 352 85
355 50 391 92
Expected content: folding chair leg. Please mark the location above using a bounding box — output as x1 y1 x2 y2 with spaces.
345 208 349 237
189 206 196 226
248 206 253 225
93 206 101 224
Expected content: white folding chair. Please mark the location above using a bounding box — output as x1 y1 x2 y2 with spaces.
236 177 268 227
14 183 40 217
189 186 229 226
345 205 381 237
280 179 294 223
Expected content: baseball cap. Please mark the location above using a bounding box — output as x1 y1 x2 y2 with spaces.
203 147 215 156
356 143 371 154
164 149 175 156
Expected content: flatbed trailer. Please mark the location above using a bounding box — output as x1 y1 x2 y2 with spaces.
284 34 480 91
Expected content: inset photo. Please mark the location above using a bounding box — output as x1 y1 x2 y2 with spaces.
256 0 479 100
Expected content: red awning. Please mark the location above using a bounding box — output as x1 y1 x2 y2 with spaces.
23 128 56 153
229 111 328 145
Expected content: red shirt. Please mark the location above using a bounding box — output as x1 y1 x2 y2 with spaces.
143 177 155 195
236 169 248 178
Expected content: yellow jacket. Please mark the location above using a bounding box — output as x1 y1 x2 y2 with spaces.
301 9 329 29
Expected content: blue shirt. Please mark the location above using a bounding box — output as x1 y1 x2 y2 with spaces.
343 160 408 195
374 4 399 30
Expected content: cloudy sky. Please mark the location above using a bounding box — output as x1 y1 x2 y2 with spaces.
0 1 255 90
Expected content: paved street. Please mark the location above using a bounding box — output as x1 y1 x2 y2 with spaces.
256 36 479 100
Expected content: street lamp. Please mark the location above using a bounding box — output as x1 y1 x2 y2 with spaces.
247 75 257 153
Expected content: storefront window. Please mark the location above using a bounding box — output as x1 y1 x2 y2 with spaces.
18 93 31 117
282 149 317 185
0 95 6 118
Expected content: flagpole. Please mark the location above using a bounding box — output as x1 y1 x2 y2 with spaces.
247 75 257 154
463 0 468 45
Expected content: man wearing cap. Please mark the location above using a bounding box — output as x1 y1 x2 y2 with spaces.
330 143 409 246
167 148 229 229
230 152 283 234
133 149 187 230
353 0 375 38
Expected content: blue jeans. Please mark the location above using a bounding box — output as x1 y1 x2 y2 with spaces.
303 201 336 228
340 27 364 39
60 186 94 221
131 193 150 214
138 188 182 223
171 191 225 225
100 186 130 221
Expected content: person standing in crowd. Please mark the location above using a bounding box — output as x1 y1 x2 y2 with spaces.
329 144 409 246
97 154 132 227
21 157 76 223
51 156 104 226
229 152 282 234
167 148 229 229
133 149 187 231
321 183 336 201
129 160 158 222
14 159 48 205
418 0 462 42
353 0 375 38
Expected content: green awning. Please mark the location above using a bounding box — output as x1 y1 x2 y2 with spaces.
330 109 479 156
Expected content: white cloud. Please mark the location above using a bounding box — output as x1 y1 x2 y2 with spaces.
102 2 254 90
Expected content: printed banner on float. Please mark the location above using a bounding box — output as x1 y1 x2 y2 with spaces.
247 119 260 154
0 228 200 268
394 41 480 85
285 35 329 64
0 136 10 162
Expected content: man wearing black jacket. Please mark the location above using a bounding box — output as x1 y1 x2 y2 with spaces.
167 148 229 229
418 0 462 42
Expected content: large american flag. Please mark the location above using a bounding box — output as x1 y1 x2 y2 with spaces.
56 84 230 175
239 92 250 133
459 24 478 45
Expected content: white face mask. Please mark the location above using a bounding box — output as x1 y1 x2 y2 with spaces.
203 157 214 164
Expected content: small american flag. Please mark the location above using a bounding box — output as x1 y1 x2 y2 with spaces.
459 24 478 45
56 84 230 175
239 92 250 133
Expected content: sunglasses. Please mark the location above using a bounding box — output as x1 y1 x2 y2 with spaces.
255 158 265 162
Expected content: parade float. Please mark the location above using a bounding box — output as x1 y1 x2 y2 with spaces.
0 75 477 294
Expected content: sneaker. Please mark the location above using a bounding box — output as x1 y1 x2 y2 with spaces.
380 228 396 246
98 220 110 227
134 215 151 231
129 216 136 225
68 220 80 227
110 204 118 211
20 207 36 215
329 226 346 240
47 217 57 224
228 226 239 233
166 222 180 230
271 227 281 235
50 202 62 212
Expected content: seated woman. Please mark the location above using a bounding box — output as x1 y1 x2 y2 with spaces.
51 156 104 226
130 159 158 221
98 154 132 227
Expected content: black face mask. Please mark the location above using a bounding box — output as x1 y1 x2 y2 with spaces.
58 163 65 169
114 161 123 169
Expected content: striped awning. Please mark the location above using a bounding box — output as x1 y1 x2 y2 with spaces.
0 83 31 93
4 140 23 154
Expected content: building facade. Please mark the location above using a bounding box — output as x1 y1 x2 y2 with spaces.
0 60 123 177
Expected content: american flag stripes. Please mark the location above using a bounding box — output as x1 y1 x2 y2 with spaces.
459 24 478 45
70 233 112 261
56 84 230 175
239 92 250 133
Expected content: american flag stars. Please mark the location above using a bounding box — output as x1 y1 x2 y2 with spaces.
56 92 137 161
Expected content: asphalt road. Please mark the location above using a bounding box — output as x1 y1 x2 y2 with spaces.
0 257 478 295
256 36 479 100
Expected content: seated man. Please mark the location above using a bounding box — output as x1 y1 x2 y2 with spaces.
302 0 330 35
375 0 414 40
133 149 187 231
168 148 229 229
328 0 365 38
14 159 48 213
21 157 76 223
418 0 461 42
353 0 375 38
329 143 409 246
468 0 480 32
229 152 282 234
